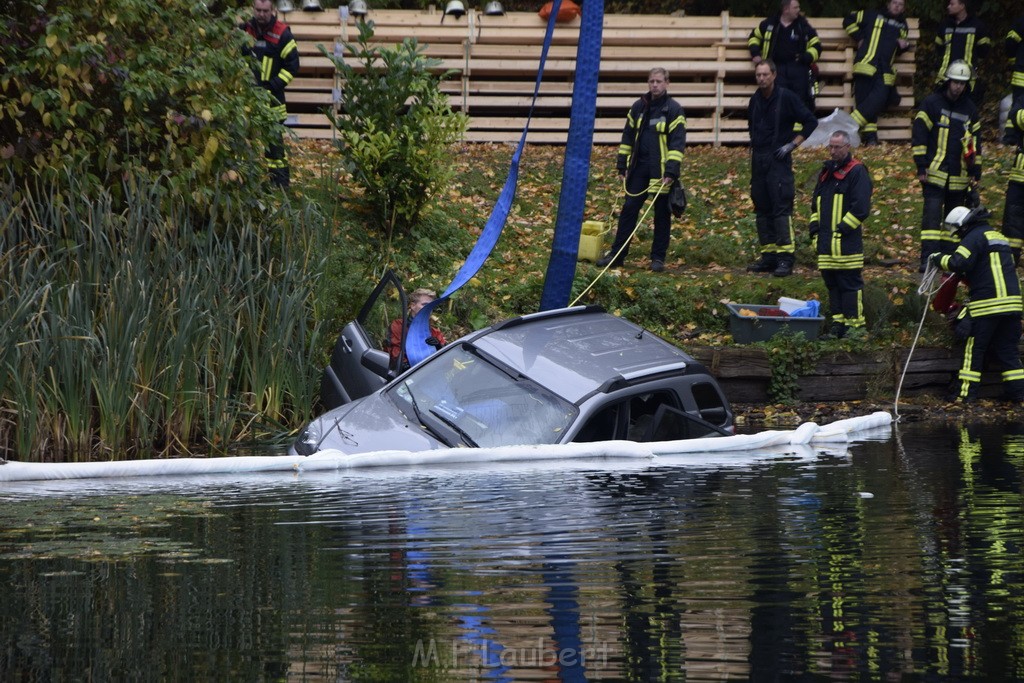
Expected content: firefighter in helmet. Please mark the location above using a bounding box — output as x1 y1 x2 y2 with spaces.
912 59 982 271
929 206 1024 403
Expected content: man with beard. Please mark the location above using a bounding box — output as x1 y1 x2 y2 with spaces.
242 0 300 188
912 60 982 271
746 60 817 278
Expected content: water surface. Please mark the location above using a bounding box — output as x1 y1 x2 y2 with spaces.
2 421 1023 680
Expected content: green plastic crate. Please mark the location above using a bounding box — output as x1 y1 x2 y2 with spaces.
726 303 824 344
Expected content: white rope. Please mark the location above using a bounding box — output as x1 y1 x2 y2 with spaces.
570 183 668 306
894 259 948 420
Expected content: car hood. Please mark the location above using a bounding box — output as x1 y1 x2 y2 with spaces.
296 392 445 455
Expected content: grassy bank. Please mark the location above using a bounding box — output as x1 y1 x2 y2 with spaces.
294 139 1019 353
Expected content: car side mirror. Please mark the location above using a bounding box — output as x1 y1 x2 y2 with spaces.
361 348 392 380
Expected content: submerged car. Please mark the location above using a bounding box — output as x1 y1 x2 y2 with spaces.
292 277 733 456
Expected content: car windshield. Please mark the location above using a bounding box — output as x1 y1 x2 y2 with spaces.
387 344 577 448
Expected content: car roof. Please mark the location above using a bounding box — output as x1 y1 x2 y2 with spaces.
465 307 697 404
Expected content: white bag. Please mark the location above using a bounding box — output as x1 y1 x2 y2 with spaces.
802 108 862 148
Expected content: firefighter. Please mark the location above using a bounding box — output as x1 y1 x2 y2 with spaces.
748 0 822 112
843 0 910 146
1006 15 1024 145
242 0 299 188
810 131 873 340
745 59 817 278
934 0 992 107
1004 104 1024 264
912 60 981 272
929 206 1024 403
599 67 686 272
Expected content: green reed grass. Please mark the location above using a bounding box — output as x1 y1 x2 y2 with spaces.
0 175 327 462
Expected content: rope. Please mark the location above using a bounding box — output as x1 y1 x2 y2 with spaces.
893 259 947 420
569 183 667 307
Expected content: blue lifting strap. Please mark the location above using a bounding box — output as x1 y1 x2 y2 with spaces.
540 0 604 311
406 0 572 367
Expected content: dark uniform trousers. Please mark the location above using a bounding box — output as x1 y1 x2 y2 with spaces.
750 150 796 258
611 166 672 263
852 74 899 140
957 315 1024 401
921 183 967 260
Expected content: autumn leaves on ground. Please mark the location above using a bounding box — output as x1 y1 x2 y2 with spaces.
294 139 1016 343
290 138 1024 423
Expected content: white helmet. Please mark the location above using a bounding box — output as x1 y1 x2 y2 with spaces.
943 205 988 235
946 60 972 82
943 206 972 230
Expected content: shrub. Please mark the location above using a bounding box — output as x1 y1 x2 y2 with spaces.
0 0 281 216
323 20 468 242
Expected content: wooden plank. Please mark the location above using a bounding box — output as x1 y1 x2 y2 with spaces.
282 10 918 145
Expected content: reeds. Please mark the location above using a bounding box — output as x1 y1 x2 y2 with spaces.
0 175 327 461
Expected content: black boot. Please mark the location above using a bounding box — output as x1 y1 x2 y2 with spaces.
772 255 794 277
746 254 777 273
821 321 847 340
861 131 879 146
596 251 625 268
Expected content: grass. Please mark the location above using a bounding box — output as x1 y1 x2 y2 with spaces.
292 138 1019 355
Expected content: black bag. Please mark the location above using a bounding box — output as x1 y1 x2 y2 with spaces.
669 182 687 217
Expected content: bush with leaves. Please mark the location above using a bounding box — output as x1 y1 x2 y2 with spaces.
323 20 468 241
0 0 282 215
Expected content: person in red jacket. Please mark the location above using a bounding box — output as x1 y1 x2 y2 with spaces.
242 0 299 188
388 288 447 370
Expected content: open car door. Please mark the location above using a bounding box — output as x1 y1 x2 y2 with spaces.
319 270 407 411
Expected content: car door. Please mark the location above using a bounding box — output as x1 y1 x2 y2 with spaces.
319 270 407 411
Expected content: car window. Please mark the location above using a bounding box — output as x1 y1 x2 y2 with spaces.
387 345 577 448
573 390 678 443
691 381 730 427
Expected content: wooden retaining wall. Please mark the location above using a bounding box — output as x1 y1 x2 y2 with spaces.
282 9 919 145
690 346 1017 403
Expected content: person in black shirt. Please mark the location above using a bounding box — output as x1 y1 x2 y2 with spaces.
746 60 818 278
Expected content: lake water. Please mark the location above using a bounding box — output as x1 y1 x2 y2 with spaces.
2 420 1023 681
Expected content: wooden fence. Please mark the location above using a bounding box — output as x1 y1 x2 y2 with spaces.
282 9 919 145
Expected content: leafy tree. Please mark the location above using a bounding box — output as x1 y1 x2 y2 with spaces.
323 20 468 241
0 0 283 215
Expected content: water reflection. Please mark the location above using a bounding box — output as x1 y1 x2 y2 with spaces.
2 423 1024 680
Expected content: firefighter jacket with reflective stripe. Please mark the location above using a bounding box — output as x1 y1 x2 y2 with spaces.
810 156 872 270
1011 107 1024 184
935 14 991 85
244 17 299 119
937 223 1023 317
843 8 909 84
748 14 822 66
747 85 818 151
912 89 981 191
617 93 686 181
1008 16 1024 89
